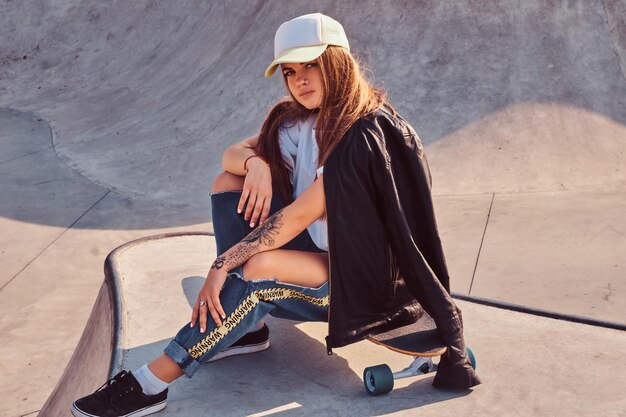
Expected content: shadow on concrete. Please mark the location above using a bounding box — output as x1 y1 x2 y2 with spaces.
113 323 471 417
0 107 210 231
40 255 471 417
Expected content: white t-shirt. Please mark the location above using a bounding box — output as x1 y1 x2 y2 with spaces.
278 113 328 251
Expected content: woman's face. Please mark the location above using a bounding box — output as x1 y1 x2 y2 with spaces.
281 60 324 110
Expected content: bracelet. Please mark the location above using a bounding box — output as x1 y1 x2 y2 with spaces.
243 154 269 172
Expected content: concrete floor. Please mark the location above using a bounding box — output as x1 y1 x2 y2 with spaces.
1 1 625 416
71 235 626 417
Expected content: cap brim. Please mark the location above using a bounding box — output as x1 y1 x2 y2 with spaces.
265 44 328 78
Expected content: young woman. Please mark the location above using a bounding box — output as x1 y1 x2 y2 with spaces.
72 13 480 417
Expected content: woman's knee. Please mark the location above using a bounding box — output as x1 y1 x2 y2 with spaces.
242 253 271 281
212 171 245 193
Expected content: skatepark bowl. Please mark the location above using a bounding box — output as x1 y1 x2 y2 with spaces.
1 1 625 416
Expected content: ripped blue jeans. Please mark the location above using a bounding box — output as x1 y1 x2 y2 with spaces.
164 191 328 377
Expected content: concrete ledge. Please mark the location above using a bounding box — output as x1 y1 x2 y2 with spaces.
39 281 114 417
38 232 211 417
103 232 213 378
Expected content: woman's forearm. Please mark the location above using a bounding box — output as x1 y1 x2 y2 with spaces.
210 176 326 273
222 137 258 176
194 180 323 330
222 145 255 176
210 207 297 272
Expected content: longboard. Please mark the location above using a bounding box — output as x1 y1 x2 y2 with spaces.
363 311 476 395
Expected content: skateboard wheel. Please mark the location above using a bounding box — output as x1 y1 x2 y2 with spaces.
466 347 477 370
363 364 394 396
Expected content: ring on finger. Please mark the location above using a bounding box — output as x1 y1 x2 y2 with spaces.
199 299 207 307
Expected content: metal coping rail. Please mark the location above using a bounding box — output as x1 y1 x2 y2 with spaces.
452 292 626 332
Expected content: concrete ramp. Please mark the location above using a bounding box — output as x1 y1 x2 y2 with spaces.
42 233 626 416
1 1 625 210
38 282 114 417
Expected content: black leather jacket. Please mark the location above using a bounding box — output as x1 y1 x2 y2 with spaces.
322 106 481 390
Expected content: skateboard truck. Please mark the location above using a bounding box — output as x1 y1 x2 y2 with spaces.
363 356 436 396
363 314 477 395
363 347 476 396
393 356 437 378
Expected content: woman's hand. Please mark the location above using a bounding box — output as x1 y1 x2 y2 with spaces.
239 157 272 228
190 267 228 332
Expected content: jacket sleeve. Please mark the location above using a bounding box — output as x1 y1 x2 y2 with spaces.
363 114 482 390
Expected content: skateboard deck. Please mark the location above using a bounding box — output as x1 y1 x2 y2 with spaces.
363 311 476 395
367 311 446 357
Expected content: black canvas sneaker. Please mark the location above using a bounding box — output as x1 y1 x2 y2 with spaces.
209 323 270 362
71 371 167 417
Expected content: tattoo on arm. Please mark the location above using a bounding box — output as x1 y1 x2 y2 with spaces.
211 209 285 271
211 255 226 270
242 209 283 246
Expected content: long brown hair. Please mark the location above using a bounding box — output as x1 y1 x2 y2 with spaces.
252 46 388 204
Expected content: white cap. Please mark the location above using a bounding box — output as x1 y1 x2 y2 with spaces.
265 13 350 78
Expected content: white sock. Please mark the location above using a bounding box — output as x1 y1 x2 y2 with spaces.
133 364 169 396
